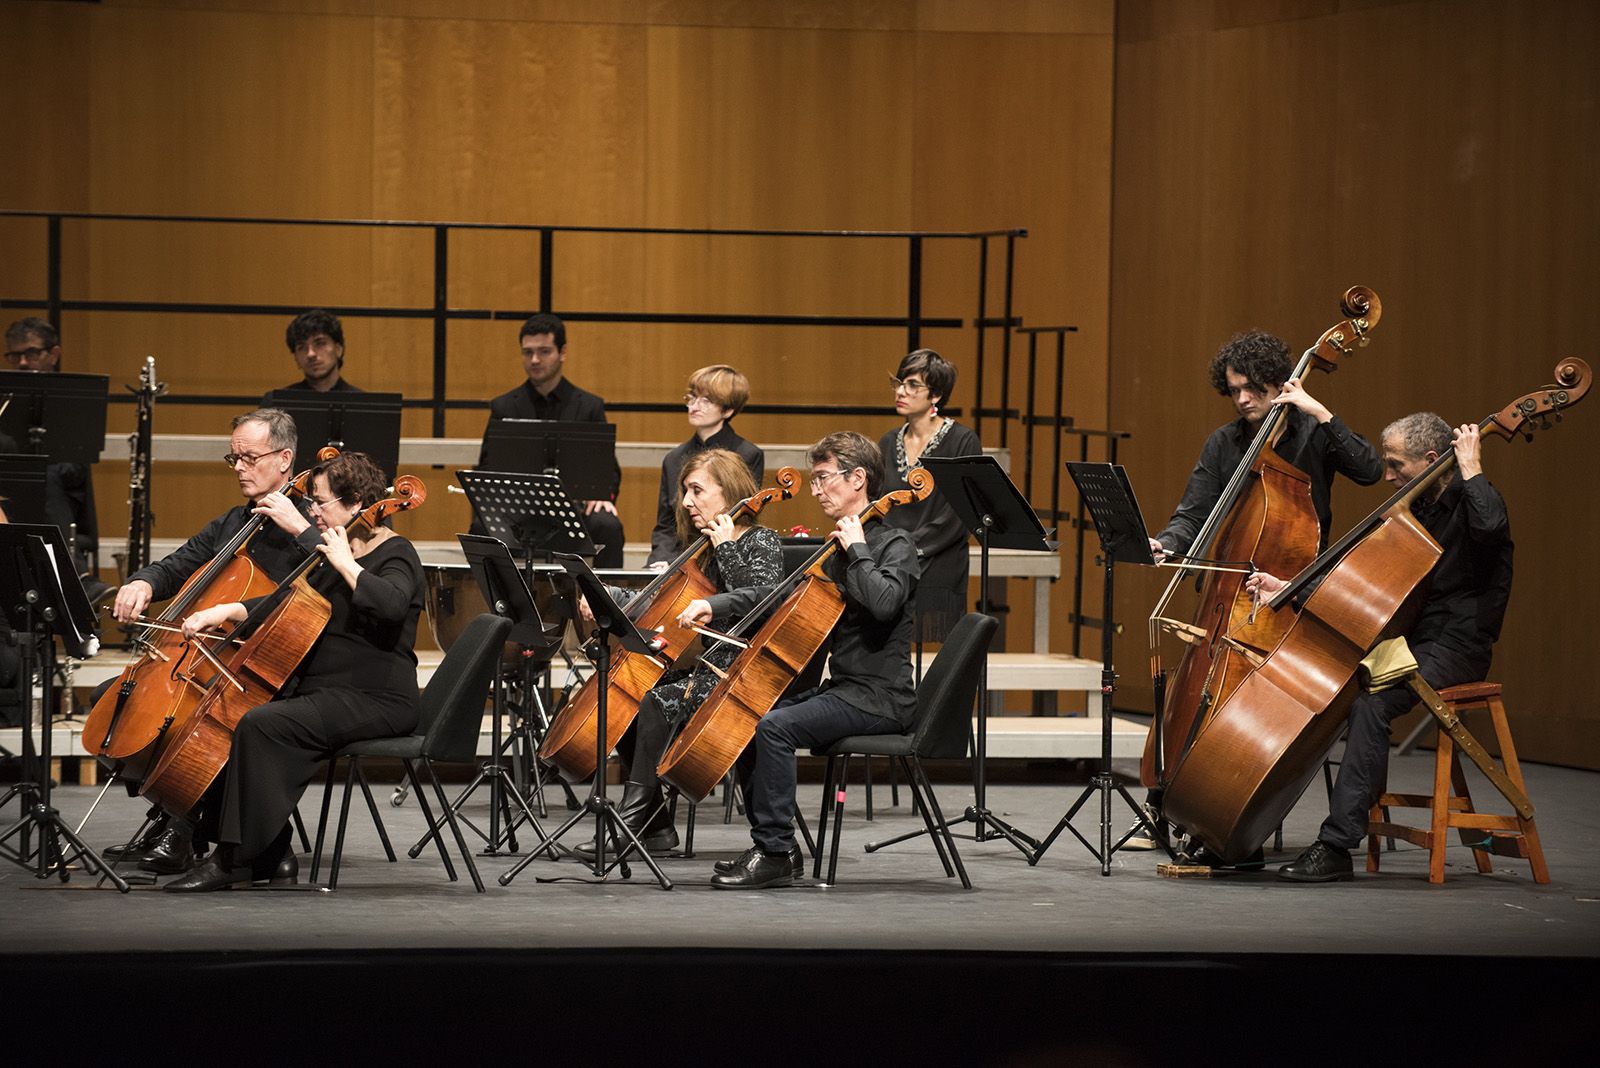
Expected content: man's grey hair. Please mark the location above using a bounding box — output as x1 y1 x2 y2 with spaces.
233 408 298 454
1381 411 1452 460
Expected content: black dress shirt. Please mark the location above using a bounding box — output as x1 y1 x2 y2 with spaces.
706 522 920 725
127 501 322 602
1157 408 1382 554
1405 474 1514 671
646 423 765 565
479 378 620 500
878 420 982 640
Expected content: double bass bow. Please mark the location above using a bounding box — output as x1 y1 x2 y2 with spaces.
139 475 427 818
538 467 799 781
656 468 933 802
82 448 338 769
1143 287 1383 791
1162 358 1592 863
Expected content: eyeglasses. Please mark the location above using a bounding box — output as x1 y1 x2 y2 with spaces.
889 374 929 394
307 495 346 511
809 467 855 491
222 451 276 468
683 393 717 408
3 346 51 364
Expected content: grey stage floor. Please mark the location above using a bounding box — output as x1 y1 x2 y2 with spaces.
4 748 1596 958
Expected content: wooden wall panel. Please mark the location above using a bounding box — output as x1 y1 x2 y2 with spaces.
1110 0 1600 765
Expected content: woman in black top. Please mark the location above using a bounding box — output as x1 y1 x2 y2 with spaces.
877 349 981 643
164 452 425 891
578 447 783 856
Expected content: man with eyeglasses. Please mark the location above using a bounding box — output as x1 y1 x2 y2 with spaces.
646 364 765 568
685 431 920 889
478 313 626 567
101 407 323 872
268 309 362 397
3 317 99 573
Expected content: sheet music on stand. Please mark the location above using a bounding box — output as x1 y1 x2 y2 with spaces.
457 470 596 559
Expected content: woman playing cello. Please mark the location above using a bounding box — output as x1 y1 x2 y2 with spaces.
573 447 784 858
162 452 426 891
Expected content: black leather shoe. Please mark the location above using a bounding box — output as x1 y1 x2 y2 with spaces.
710 846 795 890
1278 840 1354 883
714 844 803 878
133 826 196 875
161 855 253 893
268 851 299 886
105 816 169 858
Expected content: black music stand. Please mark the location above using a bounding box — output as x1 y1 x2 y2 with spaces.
265 390 402 481
0 524 129 891
0 371 108 570
481 418 617 502
1030 463 1175 873
0 454 49 525
407 533 565 859
870 454 1055 861
458 469 596 563
498 553 673 890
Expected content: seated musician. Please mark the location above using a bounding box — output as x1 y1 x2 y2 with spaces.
1133 330 1383 851
575 447 783 858
689 431 919 890
268 309 363 396
480 313 626 568
103 408 322 873
163 451 426 891
1243 414 1513 882
645 365 764 569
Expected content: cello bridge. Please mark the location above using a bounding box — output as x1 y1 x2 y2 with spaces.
1216 634 1267 669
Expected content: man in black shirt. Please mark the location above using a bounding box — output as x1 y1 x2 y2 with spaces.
479 313 626 567
269 309 362 396
4 317 99 571
688 431 919 889
1247 413 1514 882
646 364 764 567
105 407 321 873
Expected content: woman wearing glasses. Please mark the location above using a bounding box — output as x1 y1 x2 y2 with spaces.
163 450 426 891
645 365 765 569
878 350 981 642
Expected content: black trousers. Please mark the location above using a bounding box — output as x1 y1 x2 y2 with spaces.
217 688 417 861
584 510 626 570
1319 641 1486 850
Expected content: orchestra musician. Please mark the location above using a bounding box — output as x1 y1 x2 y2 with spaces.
163 451 426 891
877 349 981 643
574 447 783 859
1133 330 1383 851
104 408 323 873
270 309 362 396
479 313 626 568
645 365 764 569
4 317 100 574
1245 414 1513 882
699 431 919 890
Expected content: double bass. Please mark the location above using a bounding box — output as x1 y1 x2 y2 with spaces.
1162 358 1591 862
139 475 427 818
1144 287 1383 789
657 469 932 802
538 468 799 781
82 450 336 769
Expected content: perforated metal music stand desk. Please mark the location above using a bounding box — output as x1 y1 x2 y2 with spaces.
458 469 596 562
480 418 618 503
868 454 1054 862
1029 462 1175 874
498 552 674 890
265 389 402 482
0 523 128 891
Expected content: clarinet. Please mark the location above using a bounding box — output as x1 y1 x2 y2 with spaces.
123 356 166 579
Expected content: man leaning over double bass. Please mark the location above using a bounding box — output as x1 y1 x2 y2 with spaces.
1245 414 1513 882
101 408 321 873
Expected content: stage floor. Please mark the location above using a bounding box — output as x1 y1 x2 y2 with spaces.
5 746 1596 1061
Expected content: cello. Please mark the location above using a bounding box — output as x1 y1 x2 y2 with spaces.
82 449 336 768
656 469 932 802
1144 287 1383 789
139 474 427 818
538 467 799 781
1162 358 1591 863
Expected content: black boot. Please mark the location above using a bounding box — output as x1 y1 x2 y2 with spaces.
105 812 169 858
574 780 675 860
133 824 197 875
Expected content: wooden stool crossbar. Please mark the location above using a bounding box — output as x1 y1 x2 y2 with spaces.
1366 678 1549 885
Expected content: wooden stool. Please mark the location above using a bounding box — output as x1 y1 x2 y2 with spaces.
1366 680 1550 885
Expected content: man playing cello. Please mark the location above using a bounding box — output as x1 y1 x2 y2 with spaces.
1245 414 1513 882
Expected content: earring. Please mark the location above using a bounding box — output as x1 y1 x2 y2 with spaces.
930 403 939 417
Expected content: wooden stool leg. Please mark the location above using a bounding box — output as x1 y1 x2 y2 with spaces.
1487 697 1551 884
1429 731 1453 885
1449 741 1495 875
